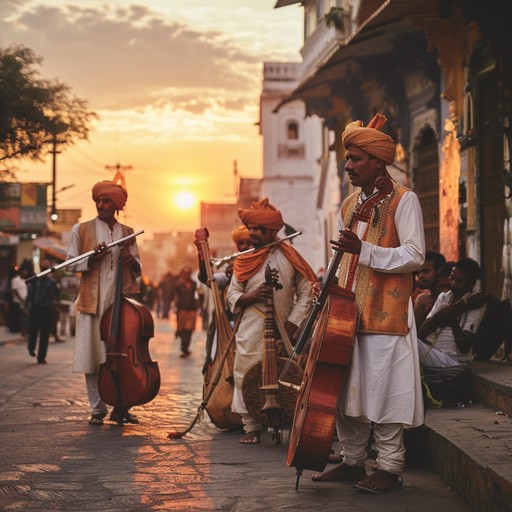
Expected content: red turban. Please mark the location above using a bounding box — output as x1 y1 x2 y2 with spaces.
238 198 284 232
231 225 250 243
92 181 128 211
341 113 396 165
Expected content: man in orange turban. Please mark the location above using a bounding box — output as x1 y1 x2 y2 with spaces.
92 180 128 212
66 180 142 427
227 197 317 445
311 114 426 494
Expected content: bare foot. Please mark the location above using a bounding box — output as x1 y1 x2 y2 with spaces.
239 431 260 444
312 463 367 482
354 470 403 494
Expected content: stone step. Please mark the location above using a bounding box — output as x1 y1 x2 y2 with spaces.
422 360 512 512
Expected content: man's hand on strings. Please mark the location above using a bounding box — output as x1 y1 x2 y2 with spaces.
330 228 362 255
236 282 273 307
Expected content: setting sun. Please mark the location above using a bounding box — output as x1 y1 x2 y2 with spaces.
174 191 196 210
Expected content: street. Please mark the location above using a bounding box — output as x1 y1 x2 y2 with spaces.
0 317 471 511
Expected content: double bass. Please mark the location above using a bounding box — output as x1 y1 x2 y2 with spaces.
98 251 160 409
284 176 393 488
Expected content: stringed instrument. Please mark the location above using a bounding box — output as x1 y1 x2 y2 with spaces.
284 176 394 487
195 227 243 429
98 255 160 408
242 264 303 444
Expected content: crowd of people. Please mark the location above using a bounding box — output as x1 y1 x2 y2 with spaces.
4 111 509 500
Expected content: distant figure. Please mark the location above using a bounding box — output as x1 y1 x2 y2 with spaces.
26 259 59 364
174 266 198 358
158 272 177 319
7 265 28 334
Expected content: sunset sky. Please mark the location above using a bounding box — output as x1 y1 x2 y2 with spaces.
1 0 303 239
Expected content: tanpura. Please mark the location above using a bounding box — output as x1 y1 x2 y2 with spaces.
242 264 303 445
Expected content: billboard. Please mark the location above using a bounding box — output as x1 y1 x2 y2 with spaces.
0 183 48 230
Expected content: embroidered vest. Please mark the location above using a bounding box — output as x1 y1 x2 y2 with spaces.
338 182 412 335
76 220 139 314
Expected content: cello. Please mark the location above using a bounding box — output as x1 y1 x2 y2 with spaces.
98 254 160 409
283 176 393 488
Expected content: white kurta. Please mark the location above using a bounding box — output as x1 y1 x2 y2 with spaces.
226 246 312 415
419 290 487 366
338 190 426 428
67 219 141 374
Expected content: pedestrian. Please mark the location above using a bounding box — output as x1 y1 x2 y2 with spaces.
26 259 59 364
174 266 198 358
7 265 27 334
311 114 425 494
226 198 317 444
158 271 177 319
66 180 142 426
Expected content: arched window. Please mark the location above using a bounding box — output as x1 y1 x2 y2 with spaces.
287 121 299 140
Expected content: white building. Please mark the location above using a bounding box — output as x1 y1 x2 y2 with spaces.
260 61 340 275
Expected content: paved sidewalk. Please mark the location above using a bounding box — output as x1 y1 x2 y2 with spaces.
0 317 471 511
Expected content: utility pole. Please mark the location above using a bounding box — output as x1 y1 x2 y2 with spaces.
105 162 132 223
49 134 61 222
105 162 132 190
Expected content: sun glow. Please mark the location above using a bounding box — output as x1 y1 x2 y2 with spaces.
174 191 196 210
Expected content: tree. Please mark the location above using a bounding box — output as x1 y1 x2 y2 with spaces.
0 44 98 183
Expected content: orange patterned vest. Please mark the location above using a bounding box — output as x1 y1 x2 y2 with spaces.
76 220 139 314
338 182 412 335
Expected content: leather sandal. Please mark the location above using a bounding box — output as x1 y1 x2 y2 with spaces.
354 470 403 494
88 414 105 425
110 407 139 425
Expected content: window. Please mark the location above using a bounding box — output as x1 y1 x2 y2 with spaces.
287 122 299 140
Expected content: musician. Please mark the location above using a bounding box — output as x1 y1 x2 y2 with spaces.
311 114 425 494
226 198 317 444
66 180 141 426
418 257 486 367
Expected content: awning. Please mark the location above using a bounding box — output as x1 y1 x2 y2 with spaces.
274 0 439 112
275 0 302 8
33 237 68 261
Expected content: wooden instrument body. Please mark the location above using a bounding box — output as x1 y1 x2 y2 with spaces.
287 284 356 470
98 294 160 407
196 227 242 429
243 356 303 427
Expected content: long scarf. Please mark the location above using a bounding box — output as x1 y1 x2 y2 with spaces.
233 239 317 284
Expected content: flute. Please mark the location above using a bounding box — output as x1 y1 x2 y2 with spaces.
210 231 301 268
25 229 144 283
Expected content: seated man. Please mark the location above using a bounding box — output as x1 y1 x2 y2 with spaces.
413 251 446 328
418 257 487 368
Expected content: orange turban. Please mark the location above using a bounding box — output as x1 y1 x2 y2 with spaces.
231 225 250 243
341 113 396 165
238 198 284 232
92 180 128 211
